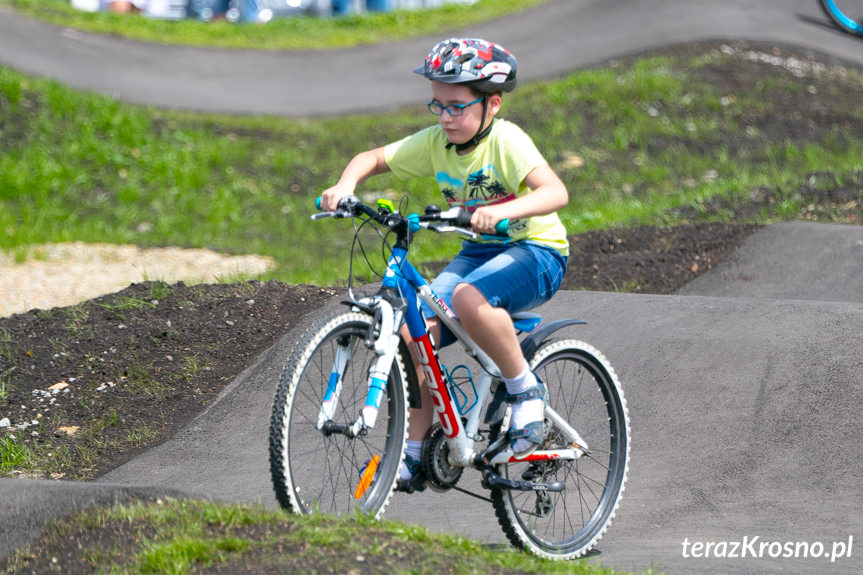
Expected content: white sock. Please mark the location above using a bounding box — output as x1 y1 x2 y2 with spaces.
399 440 423 480
503 362 543 455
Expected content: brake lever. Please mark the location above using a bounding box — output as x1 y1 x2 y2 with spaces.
311 210 355 221
428 223 477 239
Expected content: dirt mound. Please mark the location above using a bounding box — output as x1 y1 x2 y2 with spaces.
0 243 274 318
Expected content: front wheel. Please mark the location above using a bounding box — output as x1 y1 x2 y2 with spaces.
269 309 408 518
820 0 863 36
491 339 631 560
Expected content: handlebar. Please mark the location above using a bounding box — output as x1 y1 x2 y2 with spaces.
314 195 509 239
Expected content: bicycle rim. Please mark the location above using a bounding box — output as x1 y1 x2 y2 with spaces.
491 339 630 560
820 0 863 35
269 311 408 518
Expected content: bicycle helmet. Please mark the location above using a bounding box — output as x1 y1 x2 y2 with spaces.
414 38 518 94
416 38 518 152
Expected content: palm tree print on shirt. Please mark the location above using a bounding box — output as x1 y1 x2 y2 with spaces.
437 165 515 210
487 181 508 200
467 170 492 200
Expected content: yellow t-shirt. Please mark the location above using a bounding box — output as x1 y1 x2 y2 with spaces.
383 119 569 256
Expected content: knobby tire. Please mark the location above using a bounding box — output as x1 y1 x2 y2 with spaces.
269 309 409 518
490 339 631 560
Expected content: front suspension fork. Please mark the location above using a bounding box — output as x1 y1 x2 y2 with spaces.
350 299 402 437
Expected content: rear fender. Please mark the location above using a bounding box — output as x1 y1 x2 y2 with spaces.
519 318 587 361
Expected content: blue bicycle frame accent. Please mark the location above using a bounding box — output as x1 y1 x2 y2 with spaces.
380 243 469 441
382 245 435 339
324 372 340 403
365 377 387 409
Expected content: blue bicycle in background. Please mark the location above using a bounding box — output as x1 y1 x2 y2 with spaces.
820 0 863 37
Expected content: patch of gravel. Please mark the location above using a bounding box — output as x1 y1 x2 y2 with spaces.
0 243 275 318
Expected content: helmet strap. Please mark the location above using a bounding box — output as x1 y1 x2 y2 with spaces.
446 95 494 153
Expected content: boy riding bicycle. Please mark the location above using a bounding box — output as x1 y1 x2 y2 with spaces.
320 37 570 491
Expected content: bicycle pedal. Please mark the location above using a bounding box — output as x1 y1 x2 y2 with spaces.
395 473 427 494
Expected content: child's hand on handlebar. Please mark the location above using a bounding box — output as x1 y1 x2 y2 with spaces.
319 183 355 212
470 206 507 235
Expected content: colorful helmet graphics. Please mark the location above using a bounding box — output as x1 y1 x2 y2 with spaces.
414 38 518 93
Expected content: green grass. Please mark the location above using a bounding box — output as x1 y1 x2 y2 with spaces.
0 434 34 472
3 498 638 574
0 0 550 50
96 295 158 321
3 47 862 287
0 371 9 406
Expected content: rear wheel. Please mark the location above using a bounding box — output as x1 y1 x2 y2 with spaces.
269 310 408 518
490 339 630 559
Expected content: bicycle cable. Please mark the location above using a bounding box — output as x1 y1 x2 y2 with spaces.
383 196 417 283
346 212 388 297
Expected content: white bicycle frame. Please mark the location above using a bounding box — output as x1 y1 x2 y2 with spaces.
331 238 591 470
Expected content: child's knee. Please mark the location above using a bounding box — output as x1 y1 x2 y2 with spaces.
451 283 487 319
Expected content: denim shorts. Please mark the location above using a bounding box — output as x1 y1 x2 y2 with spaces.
422 241 568 348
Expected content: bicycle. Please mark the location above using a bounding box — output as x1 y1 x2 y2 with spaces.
820 0 863 37
268 195 630 559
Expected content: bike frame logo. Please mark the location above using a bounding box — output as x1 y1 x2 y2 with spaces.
429 290 454 318
412 335 459 438
384 253 405 279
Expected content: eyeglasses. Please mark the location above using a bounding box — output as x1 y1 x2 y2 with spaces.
427 96 484 117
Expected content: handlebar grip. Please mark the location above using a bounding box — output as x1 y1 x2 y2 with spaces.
457 210 509 236
454 210 472 228
315 196 322 211
495 219 510 236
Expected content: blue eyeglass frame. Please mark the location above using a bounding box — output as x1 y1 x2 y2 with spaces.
427 96 484 117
